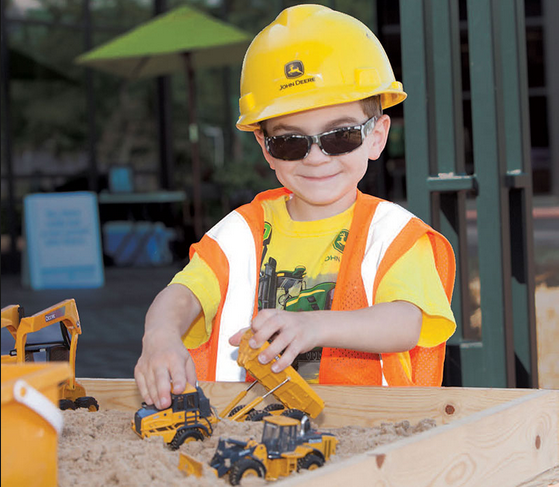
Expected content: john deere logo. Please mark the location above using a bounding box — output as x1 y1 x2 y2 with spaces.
285 61 304 79
333 230 349 253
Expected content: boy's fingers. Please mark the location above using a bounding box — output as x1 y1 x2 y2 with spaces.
185 358 198 386
270 343 299 373
135 371 154 406
228 327 249 346
154 367 172 409
169 362 186 395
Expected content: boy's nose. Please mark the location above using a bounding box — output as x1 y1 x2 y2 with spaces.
302 141 329 164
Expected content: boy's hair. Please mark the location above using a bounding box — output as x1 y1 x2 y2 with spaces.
360 95 383 119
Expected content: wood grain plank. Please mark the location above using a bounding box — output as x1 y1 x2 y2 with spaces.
280 390 559 487
80 378 534 427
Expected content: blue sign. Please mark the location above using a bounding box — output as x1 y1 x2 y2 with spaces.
24 192 105 289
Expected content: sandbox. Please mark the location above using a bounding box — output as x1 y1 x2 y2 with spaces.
62 379 559 486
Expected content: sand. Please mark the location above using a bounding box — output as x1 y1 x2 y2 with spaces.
58 409 436 486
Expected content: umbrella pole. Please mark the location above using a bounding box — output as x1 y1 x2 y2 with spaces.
182 52 203 239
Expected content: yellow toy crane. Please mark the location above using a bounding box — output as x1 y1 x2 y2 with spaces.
1 299 98 411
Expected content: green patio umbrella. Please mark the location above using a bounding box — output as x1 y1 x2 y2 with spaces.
75 5 252 238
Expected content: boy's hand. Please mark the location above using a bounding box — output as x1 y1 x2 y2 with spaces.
134 329 197 410
230 309 319 373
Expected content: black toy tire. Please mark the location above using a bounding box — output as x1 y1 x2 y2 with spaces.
229 458 265 485
245 409 271 422
298 453 324 471
227 404 254 418
59 399 77 410
281 408 306 420
263 403 285 413
169 428 204 450
228 404 250 417
74 396 99 412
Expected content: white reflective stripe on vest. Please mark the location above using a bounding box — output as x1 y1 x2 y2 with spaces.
361 201 414 307
361 201 414 386
207 211 257 381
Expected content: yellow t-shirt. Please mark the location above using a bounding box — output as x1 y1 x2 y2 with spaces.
171 195 456 381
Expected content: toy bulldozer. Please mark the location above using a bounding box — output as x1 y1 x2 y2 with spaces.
1 299 99 411
179 414 338 485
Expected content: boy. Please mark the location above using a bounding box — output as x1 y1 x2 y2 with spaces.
135 4 456 410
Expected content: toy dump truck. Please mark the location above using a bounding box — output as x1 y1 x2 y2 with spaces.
1 299 99 411
223 329 325 421
132 329 325 448
179 414 338 485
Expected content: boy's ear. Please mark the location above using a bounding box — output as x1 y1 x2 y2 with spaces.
367 114 391 161
254 129 276 170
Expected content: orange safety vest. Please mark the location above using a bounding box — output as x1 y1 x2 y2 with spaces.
188 188 455 386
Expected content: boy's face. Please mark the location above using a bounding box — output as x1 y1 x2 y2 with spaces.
254 101 390 221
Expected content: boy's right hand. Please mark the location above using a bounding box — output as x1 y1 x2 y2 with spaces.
134 329 197 410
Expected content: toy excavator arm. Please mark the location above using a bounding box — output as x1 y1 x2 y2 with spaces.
1 304 23 340
15 299 81 389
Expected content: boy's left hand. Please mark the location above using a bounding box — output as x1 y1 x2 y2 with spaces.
229 309 319 373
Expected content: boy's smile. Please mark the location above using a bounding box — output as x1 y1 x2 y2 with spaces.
254 101 390 221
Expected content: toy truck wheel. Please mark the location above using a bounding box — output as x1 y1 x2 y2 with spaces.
229 458 265 485
74 396 99 412
228 405 253 417
298 453 324 471
263 403 285 413
59 399 77 410
170 428 204 450
281 408 306 420
245 409 271 422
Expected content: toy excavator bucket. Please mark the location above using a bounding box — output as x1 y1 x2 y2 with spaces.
178 453 214 478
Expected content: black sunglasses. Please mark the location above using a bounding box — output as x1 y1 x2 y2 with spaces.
264 115 377 161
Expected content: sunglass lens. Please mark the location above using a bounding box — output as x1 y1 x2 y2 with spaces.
321 128 363 155
267 136 309 161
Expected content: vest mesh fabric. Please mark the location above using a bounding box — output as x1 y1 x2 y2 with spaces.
319 193 384 385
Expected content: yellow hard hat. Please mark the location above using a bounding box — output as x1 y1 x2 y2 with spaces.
236 4 406 132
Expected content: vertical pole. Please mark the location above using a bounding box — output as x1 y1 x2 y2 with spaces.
400 0 431 222
0 0 18 273
429 0 470 342
183 52 203 239
543 0 559 197
154 0 174 190
499 0 537 387
218 1 233 160
467 0 514 387
83 0 98 193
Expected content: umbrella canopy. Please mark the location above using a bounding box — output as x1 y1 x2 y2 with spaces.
75 5 253 240
75 5 251 78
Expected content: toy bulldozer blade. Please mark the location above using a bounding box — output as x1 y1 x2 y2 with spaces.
178 453 215 478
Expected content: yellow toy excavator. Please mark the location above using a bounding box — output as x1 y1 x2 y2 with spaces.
1 299 98 411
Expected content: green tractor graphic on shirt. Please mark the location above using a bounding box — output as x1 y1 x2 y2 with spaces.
258 221 336 312
258 257 335 312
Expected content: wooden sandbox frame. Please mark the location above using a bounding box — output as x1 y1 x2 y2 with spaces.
81 379 558 486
